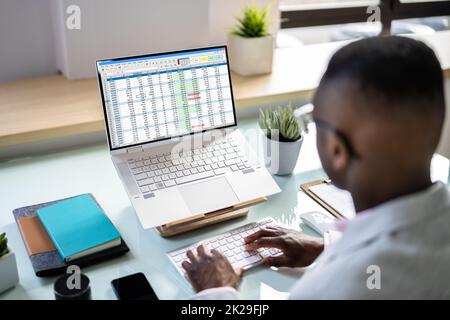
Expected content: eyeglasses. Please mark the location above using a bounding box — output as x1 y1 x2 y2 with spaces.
314 118 359 159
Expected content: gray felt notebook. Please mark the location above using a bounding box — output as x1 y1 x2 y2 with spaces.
13 194 129 277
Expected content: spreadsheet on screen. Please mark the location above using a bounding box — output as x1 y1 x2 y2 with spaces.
97 47 235 150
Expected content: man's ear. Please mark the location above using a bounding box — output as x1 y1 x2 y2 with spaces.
326 133 351 174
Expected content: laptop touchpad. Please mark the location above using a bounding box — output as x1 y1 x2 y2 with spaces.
179 177 239 214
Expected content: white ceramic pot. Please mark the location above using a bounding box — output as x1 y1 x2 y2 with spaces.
0 250 19 293
262 132 303 176
227 34 274 76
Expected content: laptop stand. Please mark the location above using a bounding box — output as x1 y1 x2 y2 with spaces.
155 197 266 237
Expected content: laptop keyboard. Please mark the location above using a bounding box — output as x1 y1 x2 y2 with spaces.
127 138 256 194
168 217 283 276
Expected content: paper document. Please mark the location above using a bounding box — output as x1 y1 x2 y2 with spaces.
309 184 356 219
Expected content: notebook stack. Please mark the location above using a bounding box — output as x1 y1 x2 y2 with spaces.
13 194 129 277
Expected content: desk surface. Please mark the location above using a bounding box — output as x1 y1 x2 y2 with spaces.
1 118 449 300
2 31 450 149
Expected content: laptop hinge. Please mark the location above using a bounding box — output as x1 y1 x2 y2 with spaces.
126 145 144 154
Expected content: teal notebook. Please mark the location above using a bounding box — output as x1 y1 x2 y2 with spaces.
36 194 121 262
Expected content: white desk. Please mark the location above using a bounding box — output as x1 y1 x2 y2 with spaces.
1 119 449 300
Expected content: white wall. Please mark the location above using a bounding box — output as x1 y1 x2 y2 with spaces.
52 0 211 79
0 0 57 82
0 0 279 81
53 0 278 79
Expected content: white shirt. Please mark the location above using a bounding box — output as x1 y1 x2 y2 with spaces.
193 182 450 299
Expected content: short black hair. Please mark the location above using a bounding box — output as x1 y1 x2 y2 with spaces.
321 36 445 114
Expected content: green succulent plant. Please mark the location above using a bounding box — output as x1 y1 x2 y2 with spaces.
231 3 270 38
259 105 304 142
0 233 9 258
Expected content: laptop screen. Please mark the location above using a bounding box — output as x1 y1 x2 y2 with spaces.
96 46 236 150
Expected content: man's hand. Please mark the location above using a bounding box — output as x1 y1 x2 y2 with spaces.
182 245 243 292
245 225 324 268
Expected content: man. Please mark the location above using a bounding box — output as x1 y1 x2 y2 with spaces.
181 36 450 299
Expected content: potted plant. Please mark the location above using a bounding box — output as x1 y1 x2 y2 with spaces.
228 3 274 76
259 105 308 175
0 233 19 293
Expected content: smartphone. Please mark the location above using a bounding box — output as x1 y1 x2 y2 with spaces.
111 272 158 300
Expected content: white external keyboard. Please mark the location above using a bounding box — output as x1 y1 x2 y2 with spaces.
168 217 283 277
127 137 256 194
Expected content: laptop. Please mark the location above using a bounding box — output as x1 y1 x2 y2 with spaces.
96 46 280 229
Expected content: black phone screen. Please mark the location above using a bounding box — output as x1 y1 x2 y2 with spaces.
111 272 158 300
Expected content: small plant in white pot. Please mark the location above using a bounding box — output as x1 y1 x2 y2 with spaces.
0 233 19 293
259 105 307 175
228 3 274 76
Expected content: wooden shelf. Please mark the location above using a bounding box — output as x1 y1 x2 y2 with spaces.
1 32 449 149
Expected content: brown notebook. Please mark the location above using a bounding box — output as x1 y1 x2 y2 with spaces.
17 215 56 255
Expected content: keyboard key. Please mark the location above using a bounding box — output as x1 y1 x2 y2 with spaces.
169 166 177 173
138 178 153 187
214 168 227 175
155 182 165 189
131 168 143 175
176 171 214 185
135 173 147 180
235 255 261 269
190 167 198 174
164 180 176 188
140 186 150 193
224 159 238 166
136 161 144 167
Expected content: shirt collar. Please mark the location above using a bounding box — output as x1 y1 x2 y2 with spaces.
331 182 450 253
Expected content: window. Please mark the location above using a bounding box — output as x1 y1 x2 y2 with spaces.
278 0 450 45
279 0 450 32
